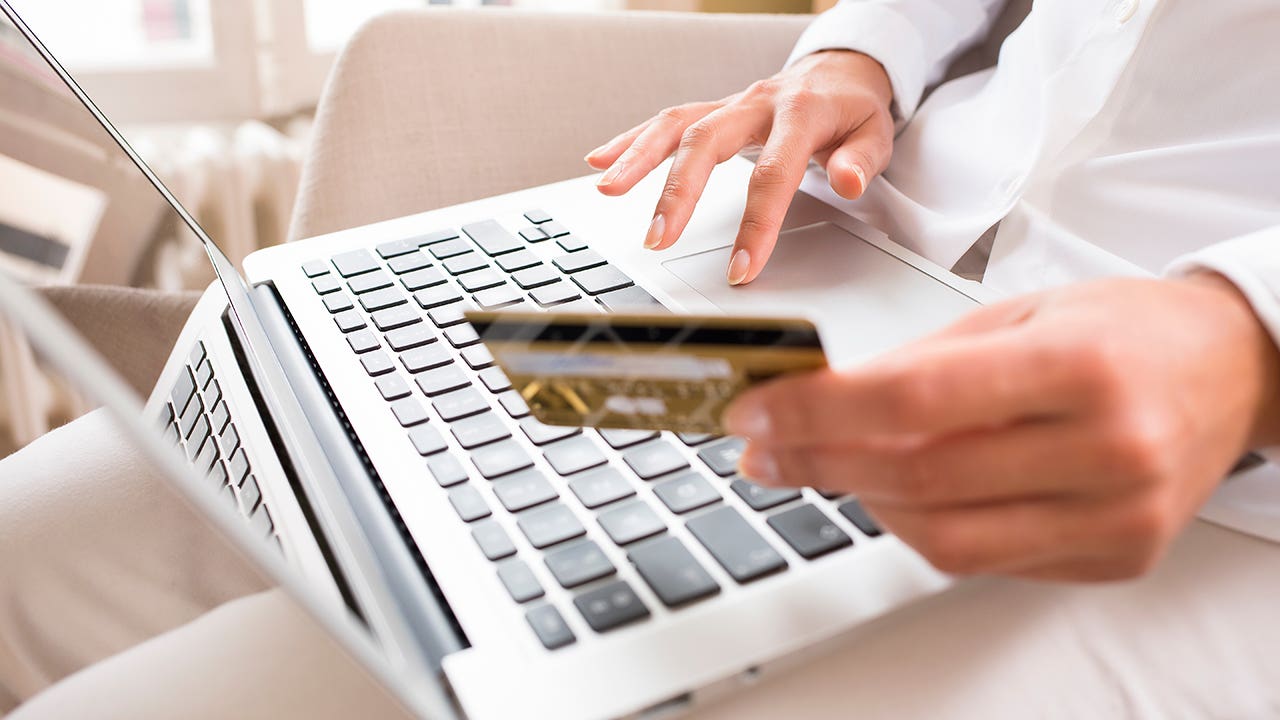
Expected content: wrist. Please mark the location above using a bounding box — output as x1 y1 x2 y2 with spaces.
803 49 895 113
1184 272 1280 447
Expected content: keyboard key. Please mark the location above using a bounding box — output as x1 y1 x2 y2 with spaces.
571 265 634 296
463 220 523 256
524 209 552 224
730 479 801 511
369 306 419 332
228 447 251 485
540 220 570 238
498 559 545 603
471 439 534 479
512 264 560 289
332 249 379 277
457 268 505 293
520 417 580 446
432 387 489 421
687 505 787 583
530 281 583 307
390 397 430 426
358 287 407 313
628 535 720 607
376 238 420 259
385 324 436 351
178 393 204 437
210 401 230 434
517 502 586 549
194 358 215 390
170 366 197 416
302 259 329 277
677 432 717 446
471 519 517 561
428 454 469 487
414 285 463 310
408 424 448 455
598 500 666 545
653 472 721 514
552 298 601 314
573 580 649 633
388 251 433 275
311 275 341 295
400 344 453 373
552 250 605 274
622 440 689 480
450 412 511 449
526 604 575 649
557 235 588 253
597 285 665 312
545 540 615 588
768 504 852 559
596 428 657 450
492 469 558 512
473 285 525 310
323 292 354 313
478 367 511 393
697 437 745 477
186 418 212 462
568 467 635 509
498 389 531 418
429 238 473 260
360 352 395 376
442 253 486 276
495 249 541 272
342 328 378 354
542 436 607 476
448 484 491 522
334 309 366 333
416 365 471 396
348 270 392 294
250 502 274 537
400 266 447 291
219 422 241 455
239 475 262 515
428 304 468 328
444 324 481 348
519 226 549 243
375 373 412 401
411 229 460 246
837 499 884 537
462 344 495 370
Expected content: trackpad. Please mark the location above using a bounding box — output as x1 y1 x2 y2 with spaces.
661 222 981 365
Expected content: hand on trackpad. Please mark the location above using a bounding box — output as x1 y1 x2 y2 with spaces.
660 222 981 364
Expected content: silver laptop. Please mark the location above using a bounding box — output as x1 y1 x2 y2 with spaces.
1 4 1003 718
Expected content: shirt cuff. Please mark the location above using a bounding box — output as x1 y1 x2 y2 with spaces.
785 2 929 122
1165 226 1280 355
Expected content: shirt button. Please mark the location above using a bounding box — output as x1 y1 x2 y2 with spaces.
1111 0 1139 24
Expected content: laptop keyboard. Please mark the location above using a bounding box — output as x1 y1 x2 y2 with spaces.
306 211 887 650
159 340 282 551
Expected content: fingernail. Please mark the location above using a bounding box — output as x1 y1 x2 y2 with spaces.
739 449 781 486
723 398 771 439
727 248 751 285
644 214 665 250
851 163 868 196
585 145 606 161
598 161 624 188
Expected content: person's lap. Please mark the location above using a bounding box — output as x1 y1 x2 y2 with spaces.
4 410 1279 719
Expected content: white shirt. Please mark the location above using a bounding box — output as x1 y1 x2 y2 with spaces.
787 0 1280 540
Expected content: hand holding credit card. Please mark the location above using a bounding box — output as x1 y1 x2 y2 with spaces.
465 311 828 434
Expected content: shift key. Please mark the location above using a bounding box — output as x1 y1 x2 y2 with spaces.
686 505 787 583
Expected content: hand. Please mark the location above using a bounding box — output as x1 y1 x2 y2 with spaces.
723 276 1280 581
585 50 895 285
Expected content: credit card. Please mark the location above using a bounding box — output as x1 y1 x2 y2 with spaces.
465 310 828 434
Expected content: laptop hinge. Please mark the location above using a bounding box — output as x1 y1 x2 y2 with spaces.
245 282 469 672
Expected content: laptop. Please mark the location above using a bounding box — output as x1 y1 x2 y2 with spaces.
0 4 1004 718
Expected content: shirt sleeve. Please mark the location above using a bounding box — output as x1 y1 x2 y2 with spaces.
786 0 1010 121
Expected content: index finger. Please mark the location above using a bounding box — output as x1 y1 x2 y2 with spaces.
723 330 1085 446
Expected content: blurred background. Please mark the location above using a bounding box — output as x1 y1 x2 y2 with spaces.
0 0 824 453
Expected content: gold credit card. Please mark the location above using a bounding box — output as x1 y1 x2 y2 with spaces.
464 310 828 434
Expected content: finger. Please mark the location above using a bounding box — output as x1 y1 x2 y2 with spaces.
727 113 824 285
596 102 721 196
645 104 771 251
866 498 1109 576
739 421 1112 507
1009 555 1155 583
585 118 656 170
724 329 1087 445
825 112 894 200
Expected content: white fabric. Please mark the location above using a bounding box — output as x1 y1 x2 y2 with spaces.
791 0 1280 539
